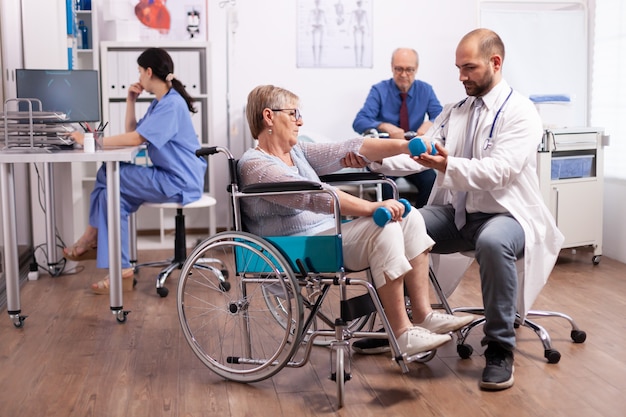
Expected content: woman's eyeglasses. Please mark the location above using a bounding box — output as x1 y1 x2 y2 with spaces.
271 108 302 122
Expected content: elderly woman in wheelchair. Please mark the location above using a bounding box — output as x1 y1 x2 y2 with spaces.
237 85 473 357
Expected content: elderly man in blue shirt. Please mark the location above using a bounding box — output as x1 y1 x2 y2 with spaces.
352 48 442 207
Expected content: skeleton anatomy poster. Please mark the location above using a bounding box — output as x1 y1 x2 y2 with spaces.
297 0 373 68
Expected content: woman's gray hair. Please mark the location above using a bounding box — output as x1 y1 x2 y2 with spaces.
246 85 299 138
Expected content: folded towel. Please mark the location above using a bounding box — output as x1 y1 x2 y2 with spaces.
529 94 571 103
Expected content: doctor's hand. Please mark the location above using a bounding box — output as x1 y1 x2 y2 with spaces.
412 141 448 173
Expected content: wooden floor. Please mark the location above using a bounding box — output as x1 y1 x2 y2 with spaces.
1 246 625 417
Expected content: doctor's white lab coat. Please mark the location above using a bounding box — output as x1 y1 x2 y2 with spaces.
371 80 564 317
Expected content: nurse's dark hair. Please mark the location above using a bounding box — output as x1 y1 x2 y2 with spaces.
137 47 197 113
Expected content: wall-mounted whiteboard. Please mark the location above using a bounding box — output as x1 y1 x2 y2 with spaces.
480 1 588 128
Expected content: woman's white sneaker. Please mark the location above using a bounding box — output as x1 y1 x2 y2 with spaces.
414 312 475 334
396 326 451 356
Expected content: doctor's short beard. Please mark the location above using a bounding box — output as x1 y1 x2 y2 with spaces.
463 71 495 97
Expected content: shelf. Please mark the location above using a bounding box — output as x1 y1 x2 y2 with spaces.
550 176 597 184
70 1 98 70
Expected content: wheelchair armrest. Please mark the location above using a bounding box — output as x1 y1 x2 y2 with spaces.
320 171 397 199
241 180 323 194
320 172 386 183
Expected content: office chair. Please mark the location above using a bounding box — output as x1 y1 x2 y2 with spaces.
129 193 226 297
428 252 586 364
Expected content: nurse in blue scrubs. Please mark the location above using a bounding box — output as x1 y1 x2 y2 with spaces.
64 47 207 294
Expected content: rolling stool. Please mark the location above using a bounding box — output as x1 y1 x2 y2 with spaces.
129 193 228 297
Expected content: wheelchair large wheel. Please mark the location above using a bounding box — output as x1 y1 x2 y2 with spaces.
177 231 304 383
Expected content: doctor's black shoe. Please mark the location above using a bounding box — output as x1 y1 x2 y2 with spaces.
351 328 390 354
480 342 515 391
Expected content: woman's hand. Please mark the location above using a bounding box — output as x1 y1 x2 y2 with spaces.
127 82 144 102
69 131 85 145
341 151 368 168
375 199 408 222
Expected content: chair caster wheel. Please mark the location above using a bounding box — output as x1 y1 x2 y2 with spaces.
157 287 169 297
115 310 130 323
571 329 586 343
457 343 473 359
545 348 561 364
219 281 231 292
11 314 27 328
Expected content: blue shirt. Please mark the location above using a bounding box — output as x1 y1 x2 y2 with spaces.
352 78 443 134
136 89 207 204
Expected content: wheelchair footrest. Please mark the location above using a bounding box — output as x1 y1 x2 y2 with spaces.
341 293 376 322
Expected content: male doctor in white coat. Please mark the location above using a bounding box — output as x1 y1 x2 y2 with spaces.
355 28 564 391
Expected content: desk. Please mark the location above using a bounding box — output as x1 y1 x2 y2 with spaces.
0 146 140 326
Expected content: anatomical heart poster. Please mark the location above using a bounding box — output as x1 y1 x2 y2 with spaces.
101 0 207 42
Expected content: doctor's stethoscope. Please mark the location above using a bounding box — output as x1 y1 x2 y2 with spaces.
438 87 514 151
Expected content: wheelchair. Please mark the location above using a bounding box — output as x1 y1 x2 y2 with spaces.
176 146 436 408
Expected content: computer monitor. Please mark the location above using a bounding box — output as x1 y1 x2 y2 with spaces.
15 69 101 123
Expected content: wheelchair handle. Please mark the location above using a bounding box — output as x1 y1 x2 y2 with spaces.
195 146 219 157
373 198 411 227
408 137 437 156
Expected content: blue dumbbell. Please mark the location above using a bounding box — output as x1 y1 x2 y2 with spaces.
408 137 437 156
373 198 412 227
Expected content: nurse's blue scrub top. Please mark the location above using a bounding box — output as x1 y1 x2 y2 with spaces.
136 88 207 204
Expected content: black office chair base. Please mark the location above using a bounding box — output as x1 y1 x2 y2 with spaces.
450 307 587 364
132 208 227 297
427 267 586 364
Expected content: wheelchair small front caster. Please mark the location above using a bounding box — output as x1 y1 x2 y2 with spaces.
457 343 473 359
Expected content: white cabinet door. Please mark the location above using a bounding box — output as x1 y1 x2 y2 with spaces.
0 0 23 101
21 0 68 69
550 179 602 248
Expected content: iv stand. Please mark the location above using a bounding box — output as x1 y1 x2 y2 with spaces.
220 0 237 151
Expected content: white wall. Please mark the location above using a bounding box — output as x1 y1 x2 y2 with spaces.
205 0 626 267
602 179 626 262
